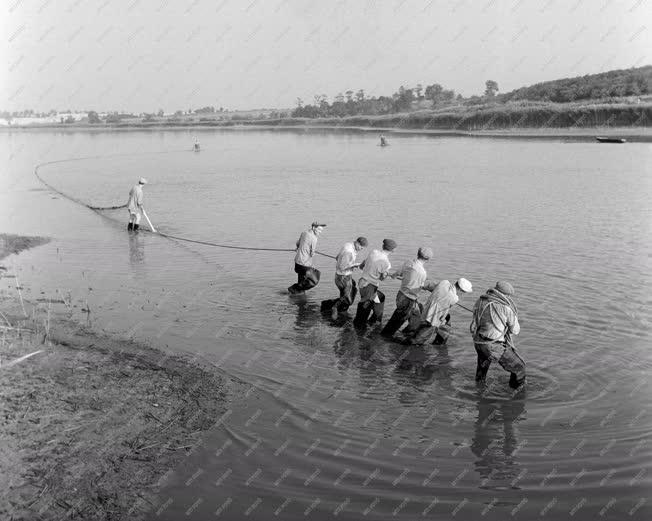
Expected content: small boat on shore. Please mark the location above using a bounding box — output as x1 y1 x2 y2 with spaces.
596 137 626 143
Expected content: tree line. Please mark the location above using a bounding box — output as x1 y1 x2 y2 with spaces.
292 82 465 118
499 66 651 103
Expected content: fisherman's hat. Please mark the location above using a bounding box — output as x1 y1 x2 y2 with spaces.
382 238 397 251
139 177 148 184
418 247 433 260
311 221 327 228
495 281 515 295
456 278 473 293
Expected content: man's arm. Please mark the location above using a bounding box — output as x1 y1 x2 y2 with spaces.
507 309 520 336
421 280 437 291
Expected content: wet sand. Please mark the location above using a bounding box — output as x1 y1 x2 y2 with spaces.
0 234 230 521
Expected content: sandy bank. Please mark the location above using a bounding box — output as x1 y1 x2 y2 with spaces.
1 234 230 520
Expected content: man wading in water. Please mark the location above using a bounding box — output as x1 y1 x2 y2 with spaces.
381 247 436 339
321 236 368 316
353 238 397 327
127 178 147 231
288 222 326 294
470 281 525 388
409 278 473 345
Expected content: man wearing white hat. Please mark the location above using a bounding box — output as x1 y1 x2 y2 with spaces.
409 278 473 345
127 177 148 231
288 222 326 294
381 247 436 338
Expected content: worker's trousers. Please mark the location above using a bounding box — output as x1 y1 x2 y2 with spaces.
474 338 526 386
322 274 358 312
353 282 385 326
128 210 141 225
381 292 419 337
289 263 320 294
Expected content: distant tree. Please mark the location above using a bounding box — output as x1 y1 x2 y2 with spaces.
355 89 365 102
425 83 443 102
143 113 155 122
87 111 100 124
64 115 75 123
296 97 303 108
345 90 354 102
484 80 499 97
174 110 183 116
441 89 455 101
157 108 164 117
415 84 423 99
334 92 345 103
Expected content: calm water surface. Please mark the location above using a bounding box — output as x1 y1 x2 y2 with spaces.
1 129 651 520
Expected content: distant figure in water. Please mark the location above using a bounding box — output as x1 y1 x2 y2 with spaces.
380 134 388 146
126 178 147 231
321 236 368 316
193 139 200 151
409 278 473 345
470 281 525 388
288 222 326 294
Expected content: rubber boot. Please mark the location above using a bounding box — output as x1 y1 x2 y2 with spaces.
133 224 140 231
127 222 133 231
354 301 372 327
509 373 525 389
475 357 490 382
381 310 405 338
321 299 336 312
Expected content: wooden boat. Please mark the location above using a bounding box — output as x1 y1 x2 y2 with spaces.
596 137 626 143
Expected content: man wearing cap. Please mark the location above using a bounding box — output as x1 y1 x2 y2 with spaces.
353 239 397 327
409 278 473 345
381 247 436 338
321 236 368 314
288 222 326 294
470 281 525 388
127 178 148 231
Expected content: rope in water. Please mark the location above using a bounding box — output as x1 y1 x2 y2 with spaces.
34 159 337 260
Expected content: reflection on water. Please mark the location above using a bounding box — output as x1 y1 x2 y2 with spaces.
128 232 145 265
471 396 526 488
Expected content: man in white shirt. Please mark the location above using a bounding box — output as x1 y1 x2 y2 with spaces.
321 236 368 314
410 278 473 345
127 178 147 231
288 222 325 294
381 247 436 338
353 238 397 327
470 281 525 388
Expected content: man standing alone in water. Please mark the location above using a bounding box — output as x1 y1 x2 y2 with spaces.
470 281 525 388
127 178 147 231
288 222 326 294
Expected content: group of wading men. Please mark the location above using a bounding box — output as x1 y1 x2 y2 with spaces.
289 222 526 389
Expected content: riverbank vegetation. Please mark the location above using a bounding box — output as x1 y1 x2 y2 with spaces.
3 66 651 131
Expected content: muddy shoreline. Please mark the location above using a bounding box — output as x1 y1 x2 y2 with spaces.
2 123 651 141
0 234 231 521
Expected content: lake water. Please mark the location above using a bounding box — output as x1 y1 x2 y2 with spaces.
1 129 651 520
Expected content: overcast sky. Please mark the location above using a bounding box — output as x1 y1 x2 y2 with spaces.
2 0 651 113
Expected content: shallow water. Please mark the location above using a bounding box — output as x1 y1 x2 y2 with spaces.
1 129 651 520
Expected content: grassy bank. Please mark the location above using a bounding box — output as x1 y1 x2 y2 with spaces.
0 234 230 521
4 99 650 135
